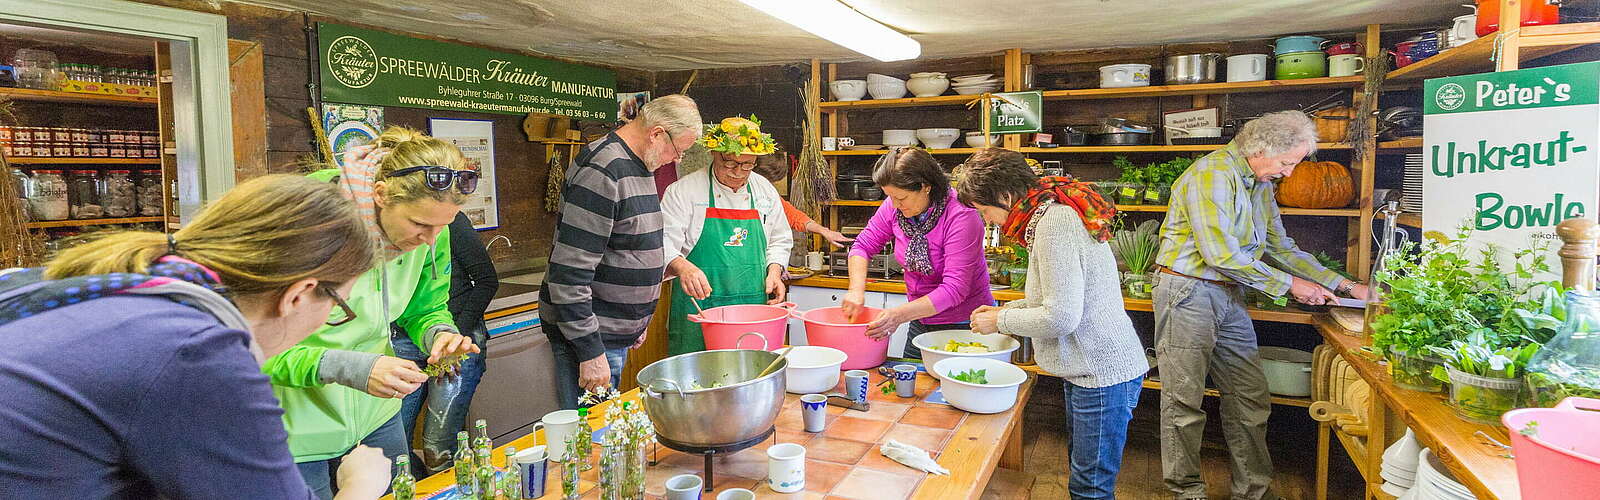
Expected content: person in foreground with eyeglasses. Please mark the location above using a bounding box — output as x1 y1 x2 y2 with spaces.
0 175 388 499
270 126 481 499
660 115 793 355
541 95 702 408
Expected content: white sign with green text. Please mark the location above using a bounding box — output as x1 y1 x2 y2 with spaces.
1423 62 1599 271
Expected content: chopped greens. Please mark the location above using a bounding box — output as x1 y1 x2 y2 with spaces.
940 340 992 353
422 354 465 377
949 368 990 385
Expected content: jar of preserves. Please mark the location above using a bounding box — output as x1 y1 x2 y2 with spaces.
142 146 159 158
102 170 136 218
9 167 29 222
0 142 13 158
135 169 163 216
12 141 36 157
109 145 128 158
71 143 91 158
26 169 69 221
86 129 104 145
68 169 103 219
50 142 72 158
70 128 90 144
106 129 126 144
13 126 36 142
0 125 12 142
50 128 71 143
142 131 160 145
89 142 110 158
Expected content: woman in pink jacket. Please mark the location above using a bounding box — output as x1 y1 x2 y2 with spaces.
840 147 994 359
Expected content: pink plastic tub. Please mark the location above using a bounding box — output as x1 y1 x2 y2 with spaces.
1501 397 1600 499
792 306 888 370
689 302 794 351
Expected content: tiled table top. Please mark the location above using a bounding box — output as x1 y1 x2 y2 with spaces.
400 369 1034 500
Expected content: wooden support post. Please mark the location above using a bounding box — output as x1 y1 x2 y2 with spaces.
1351 24 1383 281
1003 49 1024 150
1497 0 1523 71
1316 422 1331 500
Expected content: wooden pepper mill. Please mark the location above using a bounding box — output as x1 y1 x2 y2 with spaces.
1556 218 1598 294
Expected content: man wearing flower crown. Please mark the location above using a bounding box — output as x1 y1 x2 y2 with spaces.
660 115 793 355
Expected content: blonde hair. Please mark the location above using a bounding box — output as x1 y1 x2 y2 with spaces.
1236 111 1319 158
45 175 375 297
637 94 702 139
373 126 471 206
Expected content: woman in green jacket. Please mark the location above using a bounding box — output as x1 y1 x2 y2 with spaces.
264 127 482 498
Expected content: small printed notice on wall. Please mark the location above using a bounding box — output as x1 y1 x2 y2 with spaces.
429 118 499 230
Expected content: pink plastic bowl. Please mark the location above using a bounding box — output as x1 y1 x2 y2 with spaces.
689 302 794 351
792 306 888 370
1501 397 1600 499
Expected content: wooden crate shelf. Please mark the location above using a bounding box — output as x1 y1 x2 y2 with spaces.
24 216 165 229
1385 22 1600 83
1018 364 1312 407
0 87 158 107
1041 76 1364 100
1123 297 1317 324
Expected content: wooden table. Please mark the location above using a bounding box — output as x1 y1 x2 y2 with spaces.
1315 316 1520 500
392 369 1034 499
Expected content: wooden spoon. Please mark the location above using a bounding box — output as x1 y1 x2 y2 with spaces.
756 346 796 379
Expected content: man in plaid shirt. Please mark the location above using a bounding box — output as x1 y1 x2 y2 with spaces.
1152 111 1369 500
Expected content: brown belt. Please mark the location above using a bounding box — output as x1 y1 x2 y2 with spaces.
1157 266 1237 287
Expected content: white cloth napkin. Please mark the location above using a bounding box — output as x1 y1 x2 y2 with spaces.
879 439 949 475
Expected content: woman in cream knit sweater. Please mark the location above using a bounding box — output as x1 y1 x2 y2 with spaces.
957 148 1147 500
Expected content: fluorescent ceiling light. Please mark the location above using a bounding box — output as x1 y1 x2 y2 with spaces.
738 0 921 62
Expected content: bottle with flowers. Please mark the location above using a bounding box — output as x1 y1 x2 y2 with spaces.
581 387 654 500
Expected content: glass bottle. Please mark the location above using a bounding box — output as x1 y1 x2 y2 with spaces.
67 170 103 219
454 431 477 496
10 168 30 222
392 454 416 500
102 170 135 218
574 408 594 460
475 447 496 500
1526 291 1600 407
502 447 523 500
135 169 163 216
26 170 69 221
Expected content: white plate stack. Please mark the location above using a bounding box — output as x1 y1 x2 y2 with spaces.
1380 428 1422 497
1402 448 1476 500
951 73 1001 95
1401 153 1424 214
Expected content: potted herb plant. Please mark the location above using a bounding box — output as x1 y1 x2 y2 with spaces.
1428 334 1541 424
1109 219 1160 299
1111 156 1147 205
1141 156 1194 205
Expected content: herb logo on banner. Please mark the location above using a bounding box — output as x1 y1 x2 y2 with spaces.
1423 61 1600 280
327 36 379 89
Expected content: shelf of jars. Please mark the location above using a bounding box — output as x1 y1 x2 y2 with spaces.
0 87 157 107
7 157 161 165
24 216 165 229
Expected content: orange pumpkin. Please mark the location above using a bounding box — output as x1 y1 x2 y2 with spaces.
1276 160 1355 208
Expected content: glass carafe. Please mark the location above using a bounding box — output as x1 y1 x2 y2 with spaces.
1526 291 1600 407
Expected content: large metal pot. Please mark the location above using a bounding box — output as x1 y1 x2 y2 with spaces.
637 349 788 447
1164 53 1221 85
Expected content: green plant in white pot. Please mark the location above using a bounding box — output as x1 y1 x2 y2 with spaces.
1428 333 1542 424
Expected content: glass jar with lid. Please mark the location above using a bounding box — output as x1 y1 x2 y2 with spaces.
102 170 136 218
26 169 70 221
9 167 29 222
135 169 163 216
1527 291 1600 407
68 169 104 219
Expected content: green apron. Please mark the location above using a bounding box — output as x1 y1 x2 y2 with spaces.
666 174 771 355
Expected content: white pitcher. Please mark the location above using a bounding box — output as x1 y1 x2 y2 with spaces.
1226 54 1268 82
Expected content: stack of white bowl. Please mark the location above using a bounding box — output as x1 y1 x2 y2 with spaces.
1380 428 1422 497
951 74 1000 95
867 73 908 100
1402 449 1476 500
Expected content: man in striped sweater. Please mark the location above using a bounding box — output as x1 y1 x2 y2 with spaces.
540 95 702 408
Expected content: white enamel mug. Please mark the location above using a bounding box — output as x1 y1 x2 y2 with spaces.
1226 54 1268 82
1329 54 1366 77
540 409 581 461
766 443 806 493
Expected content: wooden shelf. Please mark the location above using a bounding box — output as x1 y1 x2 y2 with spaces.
0 87 158 107
827 200 882 207
1041 76 1364 100
825 148 977 156
8 157 161 165
1376 211 1422 228
826 143 1350 156
1377 137 1422 152
819 93 981 110
1385 22 1600 83
24 216 165 229
1017 364 1312 407
1115 204 1362 217
1123 297 1318 324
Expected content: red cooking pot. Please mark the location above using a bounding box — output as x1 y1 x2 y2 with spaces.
1389 48 1415 68
1476 0 1561 37
1326 41 1362 56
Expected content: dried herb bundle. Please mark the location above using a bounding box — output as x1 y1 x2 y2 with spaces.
545 149 565 213
1 98 45 268
791 80 833 217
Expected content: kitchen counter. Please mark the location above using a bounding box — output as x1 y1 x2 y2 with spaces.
388 369 1036 499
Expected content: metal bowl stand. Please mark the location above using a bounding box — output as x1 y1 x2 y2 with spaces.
652 427 776 492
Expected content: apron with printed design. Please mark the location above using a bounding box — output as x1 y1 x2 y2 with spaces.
666 175 771 355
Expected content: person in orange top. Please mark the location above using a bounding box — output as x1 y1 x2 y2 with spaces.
756 158 854 248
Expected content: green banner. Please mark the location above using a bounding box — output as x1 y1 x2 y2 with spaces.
318 23 617 120
988 91 1042 134
1425 61 1599 115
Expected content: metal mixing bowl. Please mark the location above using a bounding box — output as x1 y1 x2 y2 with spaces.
636 349 788 447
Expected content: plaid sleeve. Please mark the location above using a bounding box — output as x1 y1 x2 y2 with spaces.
1259 190 1345 290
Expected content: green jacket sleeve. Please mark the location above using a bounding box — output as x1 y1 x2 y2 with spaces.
398 227 459 349
260 344 327 388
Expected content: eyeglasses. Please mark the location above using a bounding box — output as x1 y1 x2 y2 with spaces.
386 166 480 194
718 157 759 171
321 283 358 326
662 129 686 163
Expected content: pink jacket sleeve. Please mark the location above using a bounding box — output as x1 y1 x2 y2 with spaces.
848 200 897 260
920 206 988 312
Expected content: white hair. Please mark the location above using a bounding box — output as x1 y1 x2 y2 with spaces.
1235 110 1318 158
637 94 703 140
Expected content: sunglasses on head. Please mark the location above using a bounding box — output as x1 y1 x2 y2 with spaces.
386 166 480 194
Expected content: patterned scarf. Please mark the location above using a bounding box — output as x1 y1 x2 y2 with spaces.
897 192 948 275
338 145 403 255
1001 176 1117 246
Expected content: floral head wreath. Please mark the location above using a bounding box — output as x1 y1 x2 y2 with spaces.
701 115 777 156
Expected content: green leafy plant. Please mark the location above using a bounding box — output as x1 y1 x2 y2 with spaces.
422 354 466 377
1113 156 1146 185
1109 219 1161 275
1428 333 1542 380
1314 251 1352 281
949 368 990 384
1511 286 1569 345
1146 156 1195 186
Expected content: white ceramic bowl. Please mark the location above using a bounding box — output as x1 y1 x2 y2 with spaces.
906 74 949 97
932 357 1027 414
915 128 961 149
952 84 1000 95
867 73 903 85
964 131 1000 148
829 80 867 101
914 330 1019 380
951 73 994 84
783 345 848 394
868 81 907 100
882 129 916 147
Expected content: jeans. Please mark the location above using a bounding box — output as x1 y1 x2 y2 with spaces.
1062 375 1143 500
546 323 629 409
1153 273 1274 500
295 413 408 500
391 323 487 474
903 320 969 359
